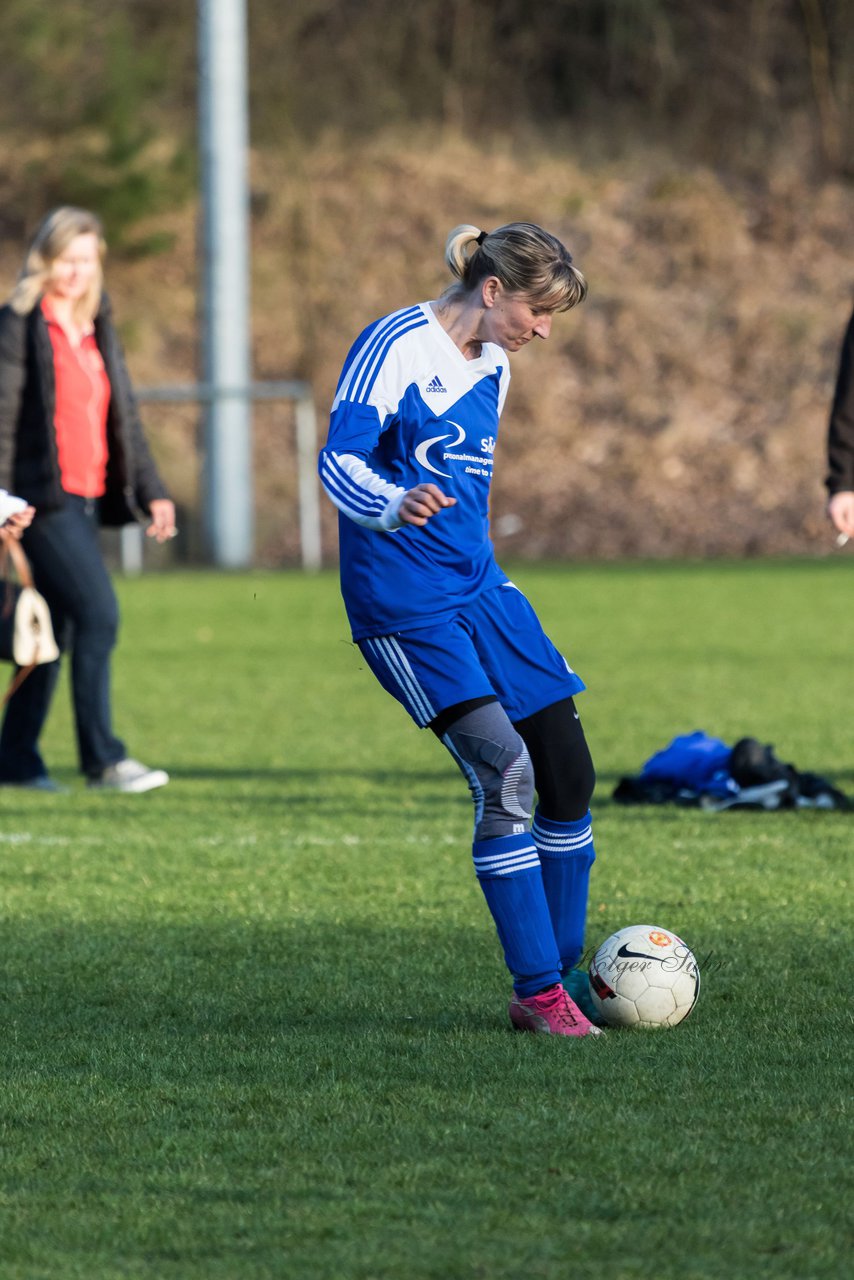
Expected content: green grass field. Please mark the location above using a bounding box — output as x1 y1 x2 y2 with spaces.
1 560 851 1280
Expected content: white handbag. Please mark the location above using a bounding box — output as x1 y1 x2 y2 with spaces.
0 539 60 701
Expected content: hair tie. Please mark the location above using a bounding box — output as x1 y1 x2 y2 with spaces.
475 230 488 246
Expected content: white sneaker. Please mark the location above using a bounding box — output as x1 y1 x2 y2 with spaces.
88 758 169 793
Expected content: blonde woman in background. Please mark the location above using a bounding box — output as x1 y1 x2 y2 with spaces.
0 206 175 792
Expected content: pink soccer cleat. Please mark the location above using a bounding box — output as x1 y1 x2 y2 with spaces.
509 982 603 1037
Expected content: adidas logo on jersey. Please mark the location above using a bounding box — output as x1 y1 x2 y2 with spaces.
425 375 447 394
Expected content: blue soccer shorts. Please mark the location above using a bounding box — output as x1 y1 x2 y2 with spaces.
358 581 585 728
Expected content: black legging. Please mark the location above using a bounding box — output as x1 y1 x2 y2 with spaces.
513 696 595 822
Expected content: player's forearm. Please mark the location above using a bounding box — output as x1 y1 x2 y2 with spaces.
318 448 407 531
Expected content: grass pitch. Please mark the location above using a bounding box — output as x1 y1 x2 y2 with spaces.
0 560 851 1279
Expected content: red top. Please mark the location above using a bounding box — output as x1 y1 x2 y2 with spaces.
41 297 111 498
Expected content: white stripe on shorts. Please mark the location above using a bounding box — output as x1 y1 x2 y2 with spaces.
366 636 437 727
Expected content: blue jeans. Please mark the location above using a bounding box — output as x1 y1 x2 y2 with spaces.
0 495 126 780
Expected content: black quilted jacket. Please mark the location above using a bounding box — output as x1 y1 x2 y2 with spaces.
0 294 170 525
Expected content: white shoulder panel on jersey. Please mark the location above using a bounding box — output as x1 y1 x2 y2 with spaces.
333 304 508 420
332 305 430 423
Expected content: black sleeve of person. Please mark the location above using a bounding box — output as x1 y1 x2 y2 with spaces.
827 304 854 495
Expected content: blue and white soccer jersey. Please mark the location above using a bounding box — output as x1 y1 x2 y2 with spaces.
320 302 510 638
319 300 584 724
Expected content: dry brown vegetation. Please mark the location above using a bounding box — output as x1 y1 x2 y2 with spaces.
1 1 851 564
1 128 852 564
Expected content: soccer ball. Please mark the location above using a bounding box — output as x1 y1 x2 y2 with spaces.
588 924 700 1028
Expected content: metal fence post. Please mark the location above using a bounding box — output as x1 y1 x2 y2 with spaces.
120 524 145 576
131 381 323 574
295 394 322 571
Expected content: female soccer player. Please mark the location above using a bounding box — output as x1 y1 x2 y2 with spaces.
319 222 601 1036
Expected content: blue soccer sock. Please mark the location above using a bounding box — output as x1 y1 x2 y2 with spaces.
532 809 596 973
472 832 562 997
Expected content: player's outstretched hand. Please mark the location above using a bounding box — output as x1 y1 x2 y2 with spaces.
398 484 457 527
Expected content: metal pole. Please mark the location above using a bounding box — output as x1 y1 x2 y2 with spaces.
198 0 253 567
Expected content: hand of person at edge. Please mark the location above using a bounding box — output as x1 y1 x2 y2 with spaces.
828 491 854 539
0 505 35 542
398 484 457 527
146 498 178 542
